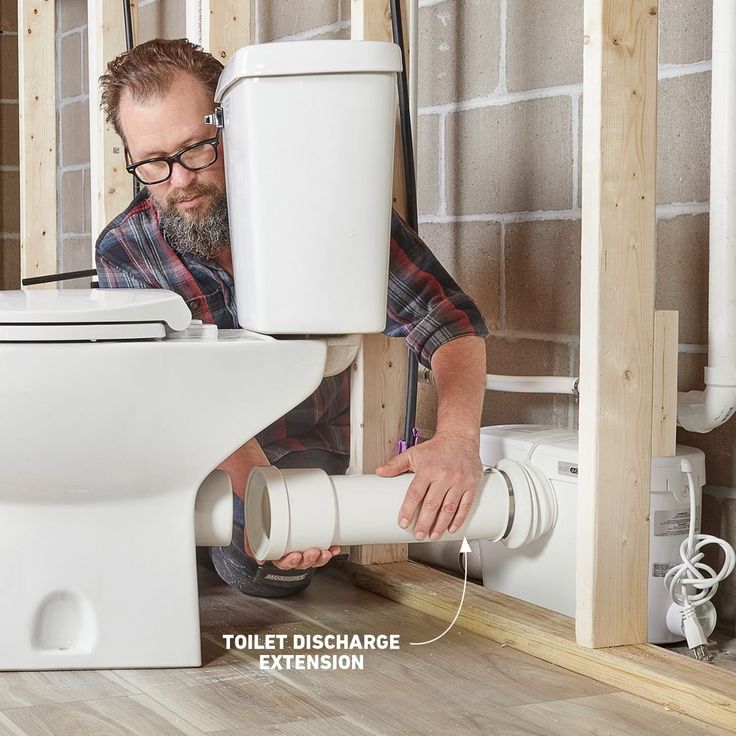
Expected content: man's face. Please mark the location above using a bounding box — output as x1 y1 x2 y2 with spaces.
120 71 229 258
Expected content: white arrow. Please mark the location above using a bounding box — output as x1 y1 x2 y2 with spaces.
409 537 472 646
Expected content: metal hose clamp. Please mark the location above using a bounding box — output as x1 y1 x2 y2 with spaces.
486 466 515 540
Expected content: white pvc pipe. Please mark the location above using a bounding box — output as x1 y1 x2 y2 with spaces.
486 374 579 395
420 367 579 396
677 0 736 433
245 459 557 561
194 469 233 546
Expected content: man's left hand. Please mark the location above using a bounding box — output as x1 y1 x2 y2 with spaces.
375 431 483 541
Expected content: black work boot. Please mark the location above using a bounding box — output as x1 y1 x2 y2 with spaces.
209 528 314 598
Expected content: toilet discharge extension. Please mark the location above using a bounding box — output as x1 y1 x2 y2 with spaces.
244 458 557 562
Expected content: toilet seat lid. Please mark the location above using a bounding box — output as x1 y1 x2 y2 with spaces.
0 289 192 340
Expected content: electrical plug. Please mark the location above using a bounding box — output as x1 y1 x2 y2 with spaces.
667 602 716 661
683 605 712 661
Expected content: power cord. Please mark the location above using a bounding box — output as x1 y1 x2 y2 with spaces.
664 457 736 660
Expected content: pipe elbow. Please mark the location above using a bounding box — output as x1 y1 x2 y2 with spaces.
677 385 736 433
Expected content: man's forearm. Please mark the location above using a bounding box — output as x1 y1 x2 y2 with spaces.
217 437 270 499
430 335 487 443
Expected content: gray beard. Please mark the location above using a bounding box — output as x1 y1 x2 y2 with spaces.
156 190 230 260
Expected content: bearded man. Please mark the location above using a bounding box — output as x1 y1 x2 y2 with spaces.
95 38 488 599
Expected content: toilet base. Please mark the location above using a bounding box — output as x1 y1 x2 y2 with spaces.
0 495 201 670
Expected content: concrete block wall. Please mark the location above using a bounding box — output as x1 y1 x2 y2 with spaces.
255 0 348 42
414 0 584 433
414 0 714 433
57 0 92 286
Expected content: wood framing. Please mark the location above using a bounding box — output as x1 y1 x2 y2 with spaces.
87 0 135 240
577 0 659 648
332 561 736 733
18 0 57 285
186 0 250 63
349 0 410 565
651 310 679 458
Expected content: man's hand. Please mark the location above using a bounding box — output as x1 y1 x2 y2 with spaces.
269 546 342 570
221 440 342 571
244 534 340 570
379 335 487 542
376 430 483 541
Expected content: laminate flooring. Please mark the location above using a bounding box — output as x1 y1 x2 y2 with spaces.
0 565 731 736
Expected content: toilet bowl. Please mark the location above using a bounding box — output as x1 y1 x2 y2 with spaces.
0 288 329 669
0 39 402 671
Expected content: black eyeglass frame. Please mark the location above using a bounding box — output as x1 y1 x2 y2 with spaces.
125 129 222 185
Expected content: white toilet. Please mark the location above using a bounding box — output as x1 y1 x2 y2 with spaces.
0 40 401 670
0 288 330 669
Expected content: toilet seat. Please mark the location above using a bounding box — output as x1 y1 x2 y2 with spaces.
0 289 192 342
0 322 166 341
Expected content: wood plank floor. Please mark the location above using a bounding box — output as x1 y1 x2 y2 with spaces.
0 566 730 736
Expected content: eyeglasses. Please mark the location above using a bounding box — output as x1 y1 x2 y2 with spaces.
125 129 221 185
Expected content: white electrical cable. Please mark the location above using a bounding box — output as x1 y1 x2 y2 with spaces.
664 457 736 659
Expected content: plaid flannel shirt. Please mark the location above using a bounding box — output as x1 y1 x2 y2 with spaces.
95 190 488 462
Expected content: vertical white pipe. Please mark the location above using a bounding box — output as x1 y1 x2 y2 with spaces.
707 0 736 373
677 0 736 432
185 0 204 46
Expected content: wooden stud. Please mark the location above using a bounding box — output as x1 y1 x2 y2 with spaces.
88 0 133 241
186 0 250 63
349 0 410 566
651 310 679 458
18 0 57 286
577 0 659 647
332 561 736 733
348 335 409 564
350 0 392 41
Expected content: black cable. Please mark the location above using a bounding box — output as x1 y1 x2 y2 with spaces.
22 269 98 287
390 1 418 232
123 0 140 197
122 0 134 51
389 0 420 448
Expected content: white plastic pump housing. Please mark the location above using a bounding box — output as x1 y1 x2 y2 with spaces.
214 40 402 334
478 425 706 645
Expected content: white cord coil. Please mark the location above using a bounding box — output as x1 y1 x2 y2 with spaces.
664 459 736 609
664 458 736 657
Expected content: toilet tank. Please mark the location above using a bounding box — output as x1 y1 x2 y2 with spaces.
214 40 403 334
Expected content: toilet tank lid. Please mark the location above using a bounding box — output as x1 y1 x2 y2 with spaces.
215 40 403 102
0 289 192 330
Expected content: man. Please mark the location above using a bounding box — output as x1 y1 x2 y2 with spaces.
96 38 488 597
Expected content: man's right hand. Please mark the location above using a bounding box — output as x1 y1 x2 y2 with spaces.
269 546 342 570
243 532 340 570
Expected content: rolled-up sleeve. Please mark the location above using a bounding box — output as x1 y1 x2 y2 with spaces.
384 211 489 367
